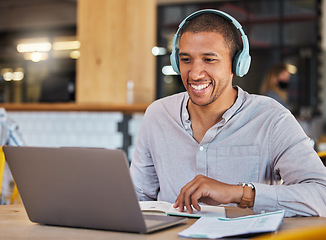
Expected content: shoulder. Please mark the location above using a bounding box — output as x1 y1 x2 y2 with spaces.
141 92 188 125
240 89 291 118
145 92 188 116
139 92 188 135
237 90 305 138
248 93 283 107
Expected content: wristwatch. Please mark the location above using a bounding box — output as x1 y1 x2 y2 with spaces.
237 182 255 208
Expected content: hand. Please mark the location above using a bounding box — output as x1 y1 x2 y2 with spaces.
173 175 243 213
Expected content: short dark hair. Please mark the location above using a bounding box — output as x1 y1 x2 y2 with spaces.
179 13 241 61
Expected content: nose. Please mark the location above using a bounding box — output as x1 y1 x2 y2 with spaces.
189 61 205 80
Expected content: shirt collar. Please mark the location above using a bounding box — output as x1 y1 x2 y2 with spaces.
181 93 191 130
221 86 245 123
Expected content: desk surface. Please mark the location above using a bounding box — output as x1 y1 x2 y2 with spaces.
1 204 326 240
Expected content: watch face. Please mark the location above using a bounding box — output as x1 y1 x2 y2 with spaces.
237 182 255 189
247 183 255 189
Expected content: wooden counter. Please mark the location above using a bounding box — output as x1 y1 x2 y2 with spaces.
0 103 149 113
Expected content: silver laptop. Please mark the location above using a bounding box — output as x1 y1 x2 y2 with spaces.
3 146 187 233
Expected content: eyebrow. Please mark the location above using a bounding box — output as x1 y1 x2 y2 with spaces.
179 52 219 57
203 53 219 57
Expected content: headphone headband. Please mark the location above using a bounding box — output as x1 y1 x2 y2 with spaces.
170 9 251 77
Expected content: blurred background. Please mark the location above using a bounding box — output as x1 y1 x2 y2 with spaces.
0 0 326 152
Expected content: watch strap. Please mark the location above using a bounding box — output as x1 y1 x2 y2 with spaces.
237 182 255 208
238 185 252 208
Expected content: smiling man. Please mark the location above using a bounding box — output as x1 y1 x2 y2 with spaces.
130 9 326 217
178 30 237 143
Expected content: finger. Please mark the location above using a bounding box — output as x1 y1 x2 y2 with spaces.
190 186 207 211
191 195 201 212
183 182 203 213
175 188 188 212
175 178 197 212
177 189 188 212
184 194 194 214
173 199 178 208
173 198 184 212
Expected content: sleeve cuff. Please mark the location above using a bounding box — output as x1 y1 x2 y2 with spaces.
252 182 280 214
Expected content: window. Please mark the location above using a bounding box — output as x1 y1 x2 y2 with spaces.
0 0 77 103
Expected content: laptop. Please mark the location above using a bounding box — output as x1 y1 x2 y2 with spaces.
3 146 187 233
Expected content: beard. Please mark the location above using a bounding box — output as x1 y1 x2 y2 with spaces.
188 80 228 107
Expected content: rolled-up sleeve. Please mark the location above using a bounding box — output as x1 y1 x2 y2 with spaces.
253 112 326 217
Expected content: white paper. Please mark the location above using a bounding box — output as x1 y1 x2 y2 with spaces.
139 201 171 214
167 204 226 218
139 201 226 218
178 210 285 239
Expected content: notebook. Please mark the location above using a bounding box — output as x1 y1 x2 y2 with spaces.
3 146 187 233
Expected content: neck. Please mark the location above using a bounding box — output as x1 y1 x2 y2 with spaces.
188 87 238 127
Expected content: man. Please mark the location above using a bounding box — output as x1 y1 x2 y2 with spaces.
130 9 326 217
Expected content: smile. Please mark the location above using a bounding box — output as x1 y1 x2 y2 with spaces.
190 83 210 90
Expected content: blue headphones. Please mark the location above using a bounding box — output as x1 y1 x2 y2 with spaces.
170 9 251 77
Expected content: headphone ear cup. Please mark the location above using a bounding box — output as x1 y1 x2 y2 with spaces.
170 49 180 75
233 50 251 77
232 51 242 76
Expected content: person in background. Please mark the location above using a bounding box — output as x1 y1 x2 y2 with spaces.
130 9 326 217
260 63 292 109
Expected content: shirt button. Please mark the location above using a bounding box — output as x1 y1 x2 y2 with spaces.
199 146 204 151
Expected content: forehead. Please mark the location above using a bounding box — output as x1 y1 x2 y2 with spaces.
179 31 229 54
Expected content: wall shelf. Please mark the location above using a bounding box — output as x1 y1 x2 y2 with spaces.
0 103 148 113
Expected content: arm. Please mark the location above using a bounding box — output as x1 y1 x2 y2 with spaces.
173 175 248 213
253 113 326 217
129 108 160 201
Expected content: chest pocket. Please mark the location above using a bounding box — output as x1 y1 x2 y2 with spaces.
214 145 260 184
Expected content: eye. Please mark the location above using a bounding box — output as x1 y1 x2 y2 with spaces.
180 57 191 63
204 57 216 63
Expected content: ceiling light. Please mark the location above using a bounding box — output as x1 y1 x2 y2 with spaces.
24 52 49 62
287 64 297 74
53 41 80 51
3 72 13 81
12 71 24 81
70 50 80 59
2 68 24 81
17 42 51 53
152 46 167 56
162 65 177 75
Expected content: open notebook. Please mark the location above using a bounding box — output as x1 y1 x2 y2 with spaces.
3 146 187 233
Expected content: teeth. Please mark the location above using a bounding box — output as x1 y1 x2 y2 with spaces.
191 83 209 90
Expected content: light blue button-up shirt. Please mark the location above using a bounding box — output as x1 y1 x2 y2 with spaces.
130 87 326 217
